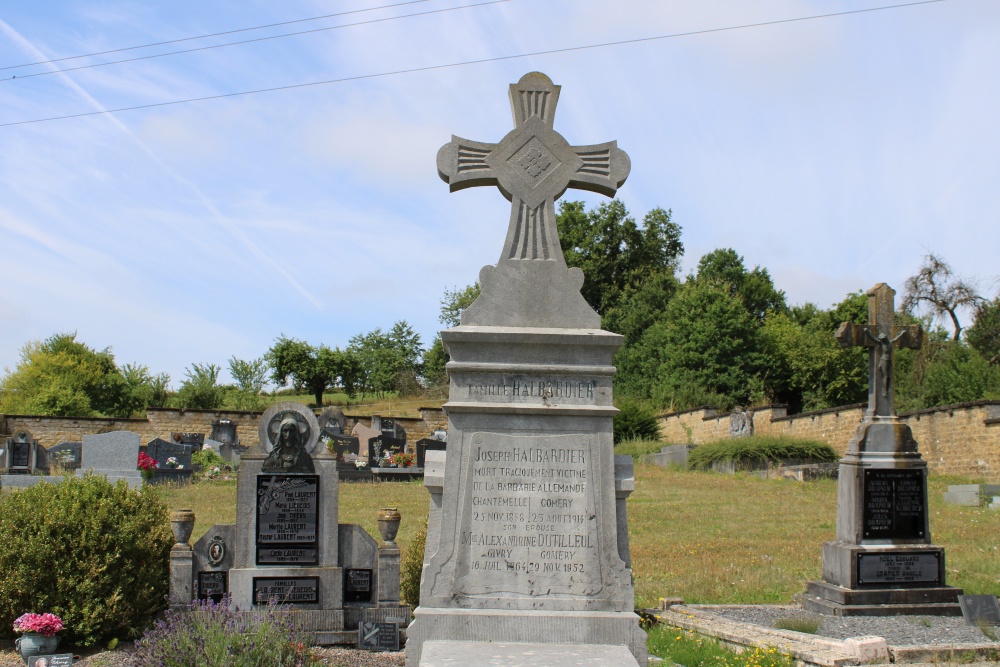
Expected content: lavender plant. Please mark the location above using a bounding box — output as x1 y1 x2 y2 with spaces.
128 597 315 667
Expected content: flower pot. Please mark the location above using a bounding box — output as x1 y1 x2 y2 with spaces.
377 507 402 544
15 632 60 663
170 509 196 546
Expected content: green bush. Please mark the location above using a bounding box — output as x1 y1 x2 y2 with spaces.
0 474 173 647
129 597 313 666
400 526 426 608
613 401 661 444
688 435 837 471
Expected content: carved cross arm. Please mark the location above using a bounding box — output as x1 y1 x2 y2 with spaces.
835 322 923 350
437 136 498 193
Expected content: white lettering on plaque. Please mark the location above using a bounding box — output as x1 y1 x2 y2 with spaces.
457 432 601 596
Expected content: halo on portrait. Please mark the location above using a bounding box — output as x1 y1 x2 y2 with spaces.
258 401 321 454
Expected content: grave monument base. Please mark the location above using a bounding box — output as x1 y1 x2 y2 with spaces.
803 580 962 616
418 639 640 667
406 608 647 666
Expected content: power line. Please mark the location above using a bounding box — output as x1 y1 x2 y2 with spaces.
3 0 511 82
0 0 948 129
1 0 435 71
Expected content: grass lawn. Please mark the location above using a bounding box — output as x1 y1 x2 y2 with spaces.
159 463 1000 608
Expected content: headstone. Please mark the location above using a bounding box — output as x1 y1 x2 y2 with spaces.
943 484 986 507
369 435 406 467
193 524 236 603
959 595 1000 626
76 431 144 488
803 284 962 616
415 438 447 469
172 432 205 450
319 408 347 436
48 441 83 471
372 416 406 443
406 73 645 666
210 419 239 445
147 437 194 485
2 429 44 474
728 408 753 438
325 434 361 468
351 423 381 463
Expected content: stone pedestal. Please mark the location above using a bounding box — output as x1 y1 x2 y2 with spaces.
803 418 962 616
169 545 194 611
406 327 646 666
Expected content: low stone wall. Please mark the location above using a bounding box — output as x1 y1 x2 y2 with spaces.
657 400 1000 478
1 406 449 451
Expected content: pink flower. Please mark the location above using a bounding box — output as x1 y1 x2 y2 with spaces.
137 452 158 472
13 612 64 637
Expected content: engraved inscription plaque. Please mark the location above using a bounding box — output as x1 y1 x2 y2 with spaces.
958 594 1000 626
458 432 600 596
198 571 227 603
456 375 605 406
863 469 926 540
358 621 400 651
252 577 319 605
857 552 940 585
255 475 319 565
11 441 30 469
344 568 373 603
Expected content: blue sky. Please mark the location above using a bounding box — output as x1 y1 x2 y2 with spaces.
1 0 998 388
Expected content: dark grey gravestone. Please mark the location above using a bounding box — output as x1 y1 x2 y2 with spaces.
210 419 238 446
48 442 82 470
198 571 227 603
959 595 1000 626
326 434 361 467
148 438 193 469
415 438 447 468
192 524 235 604
344 568 374 603
358 621 400 651
319 408 347 436
369 436 405 467
172 432 205 449
372 416 406 442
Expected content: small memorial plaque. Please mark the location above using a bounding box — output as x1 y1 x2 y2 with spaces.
198 571 227 603
255 475 319 565
27 655 73 667
11 441 31 469
863 469 926 540
252 577 319 605
344 568 373 602
358 621 400 651
959 594 1000 626
857 552 940 585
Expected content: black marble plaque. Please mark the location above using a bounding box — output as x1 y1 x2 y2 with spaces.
959 595 1000 626
252 577 319 605
11 441 31 469
256 475 319 565
369 436 405 466
198 571 227 603
326 434 360 464
857 552 940 585
344 568 373 603
863 469 926 540
147 438 193 469
415 438 447 468
358 621 400 651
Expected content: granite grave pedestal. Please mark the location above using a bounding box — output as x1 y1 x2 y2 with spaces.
803 284 962 616
405 72 645 666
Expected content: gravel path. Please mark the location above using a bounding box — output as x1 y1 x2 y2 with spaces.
708 605 998 646
0 647 405 667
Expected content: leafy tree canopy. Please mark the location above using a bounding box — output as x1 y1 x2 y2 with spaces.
347 321 423 399
267 336 354 407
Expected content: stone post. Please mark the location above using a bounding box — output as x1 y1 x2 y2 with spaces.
169 509 195 610
378 544 402 606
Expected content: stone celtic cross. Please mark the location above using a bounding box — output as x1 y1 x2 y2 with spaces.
436 72 630 328
836 283 922 418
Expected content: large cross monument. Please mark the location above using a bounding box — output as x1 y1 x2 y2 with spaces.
405 72 646 666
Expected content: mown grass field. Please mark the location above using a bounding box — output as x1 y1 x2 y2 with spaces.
160 461 1000 608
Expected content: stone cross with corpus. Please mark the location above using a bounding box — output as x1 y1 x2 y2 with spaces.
836 283 922 418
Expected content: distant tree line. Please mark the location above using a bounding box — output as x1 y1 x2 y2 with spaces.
1 201 997 419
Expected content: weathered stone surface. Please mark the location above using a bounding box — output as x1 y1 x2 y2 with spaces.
419 640 640 667
76 430 143 488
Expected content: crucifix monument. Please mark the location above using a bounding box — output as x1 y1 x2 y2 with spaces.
803 283 962 616
405 72 646 666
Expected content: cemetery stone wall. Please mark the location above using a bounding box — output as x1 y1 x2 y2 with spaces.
657 400 1000 478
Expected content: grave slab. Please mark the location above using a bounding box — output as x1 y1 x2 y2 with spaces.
419 640 640 667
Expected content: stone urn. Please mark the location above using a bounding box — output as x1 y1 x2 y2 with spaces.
170 509 196 546
377 507 401 544
15 632 60 663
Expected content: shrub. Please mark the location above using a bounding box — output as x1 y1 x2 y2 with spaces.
687 435 837 471
400 526 426 607
0 474 173 647
613 401 661 444
129 597 314 667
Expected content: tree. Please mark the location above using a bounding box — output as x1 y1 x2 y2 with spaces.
267 336 347 406
177 363 224 410
421 337 448 387
228 356 269 411
556 200 683 318
695 248 787 323
348 321 423 399
439 284 481 328
966 295 1000 365
0 333 132 417
902 253 981 341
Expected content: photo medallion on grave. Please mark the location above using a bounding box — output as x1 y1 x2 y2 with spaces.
255 475 319 565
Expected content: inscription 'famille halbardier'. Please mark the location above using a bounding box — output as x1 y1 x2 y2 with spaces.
468 380 596 399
